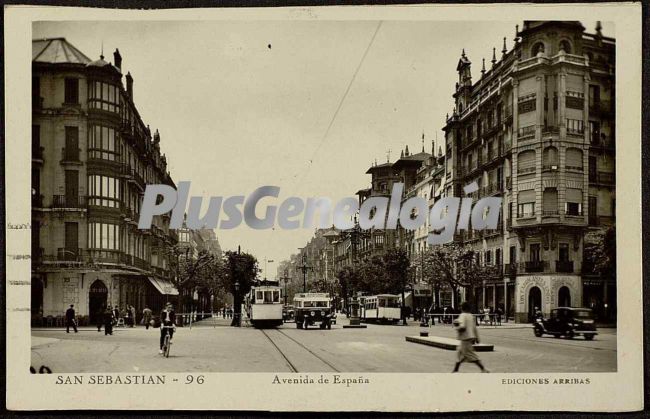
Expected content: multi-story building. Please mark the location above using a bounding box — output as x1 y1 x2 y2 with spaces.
442 21 615 322
31 38 180 326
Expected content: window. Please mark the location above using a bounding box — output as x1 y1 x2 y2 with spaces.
88 222 120 250
566 148 583 172
559 243 570 262
518 190 535 218
518 150 536 174
375 235 384 245
64 78 79 104
566 188 583 216
559 40 572 54
589 85 600 107
64 126 80 161
495 248 502 266
518 202 535 217
530 244 541 262
89 125 118 161
589 121 601 144
88 175 120 208
89 80 120 113
531 42 545 56
543 188 558 215
485 250 492 265
566 119 584 134
542 146 558 170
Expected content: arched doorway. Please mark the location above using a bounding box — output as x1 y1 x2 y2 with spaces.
31 277 44 316
89 280 108 325
558 286 571 307
528 286 542 322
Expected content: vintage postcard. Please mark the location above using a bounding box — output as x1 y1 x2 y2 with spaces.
4 3 643 412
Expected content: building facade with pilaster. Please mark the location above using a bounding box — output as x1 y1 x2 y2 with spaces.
442 21 615 322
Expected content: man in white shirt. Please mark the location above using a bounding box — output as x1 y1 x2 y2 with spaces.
452 302 489 373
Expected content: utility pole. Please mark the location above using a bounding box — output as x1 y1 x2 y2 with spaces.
280 269 291 305
296 253 313 293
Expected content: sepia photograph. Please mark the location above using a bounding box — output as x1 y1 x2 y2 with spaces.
4 3 643 412
29 18 618 375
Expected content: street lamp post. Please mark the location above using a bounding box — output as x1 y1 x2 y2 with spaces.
296 253 313 293
280 269 290 306
234 280 240 327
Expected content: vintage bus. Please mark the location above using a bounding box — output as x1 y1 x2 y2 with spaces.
293 293 333 330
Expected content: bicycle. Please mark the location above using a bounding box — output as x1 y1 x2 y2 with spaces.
161 325 174 358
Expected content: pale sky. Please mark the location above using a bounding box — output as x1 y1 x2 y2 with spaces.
34 20 612 279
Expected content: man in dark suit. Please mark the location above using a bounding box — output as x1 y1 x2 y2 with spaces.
159 302 176 354
103 307 114 335
65 304 78 333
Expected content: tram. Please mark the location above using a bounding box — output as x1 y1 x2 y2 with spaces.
361 294 401 324
244 280 283 328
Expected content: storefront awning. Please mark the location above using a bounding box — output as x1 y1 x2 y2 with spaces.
147 277 179 296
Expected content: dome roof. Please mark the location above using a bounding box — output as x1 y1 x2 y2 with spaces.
86 55 121 73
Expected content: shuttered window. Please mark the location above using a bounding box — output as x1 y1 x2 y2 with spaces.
543 188 558 214
566 148 583 171
518 150 536 174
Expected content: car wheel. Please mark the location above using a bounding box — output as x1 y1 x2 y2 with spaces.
303 320 308 330
566 330 575 339
585 334 594 341
534 328 543 337
327 323 332 330
297 321 302 329
553 334 561 338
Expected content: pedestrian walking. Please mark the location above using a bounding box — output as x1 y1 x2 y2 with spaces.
222 307 226 318
142 306 153 330
130 305 137 327
65 304 78 333
112 306 120 326
103 307 114 335
96 306 104 332
496 306 503 326
452 302 489 373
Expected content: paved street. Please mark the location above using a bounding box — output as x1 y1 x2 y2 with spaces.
32 318 616 374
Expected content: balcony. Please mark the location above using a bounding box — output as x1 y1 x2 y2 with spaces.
87 249 121 264
504 105 513 122
505 263 517 276
129 168 145 189
566 165 583 173
517 125 535 141
518 167 536 175
61 147 81 164
51 195 87 209
56 248 84 262
542 210 559 217
589 100 613 116
556 260 574 273
597 172 615 185
483 265 503 278
524 260 547 273
133 256 150 271
542 164 559 172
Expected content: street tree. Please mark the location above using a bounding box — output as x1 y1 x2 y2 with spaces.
426 243 487 310
223 250 258 326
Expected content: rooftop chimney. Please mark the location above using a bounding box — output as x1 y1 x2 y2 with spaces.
113 48 122 71
126 71 133 99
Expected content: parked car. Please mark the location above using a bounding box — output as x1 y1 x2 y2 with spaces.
533 307 597 340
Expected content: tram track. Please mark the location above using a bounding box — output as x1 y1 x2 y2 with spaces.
260 328 340 373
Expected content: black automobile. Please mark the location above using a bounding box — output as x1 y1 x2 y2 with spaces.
533 307 597 340
282 305 295 322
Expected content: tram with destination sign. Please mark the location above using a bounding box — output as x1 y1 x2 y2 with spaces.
361 294 401 324
244 280 283 328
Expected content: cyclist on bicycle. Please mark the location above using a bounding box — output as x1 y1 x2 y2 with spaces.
159 302 176 354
